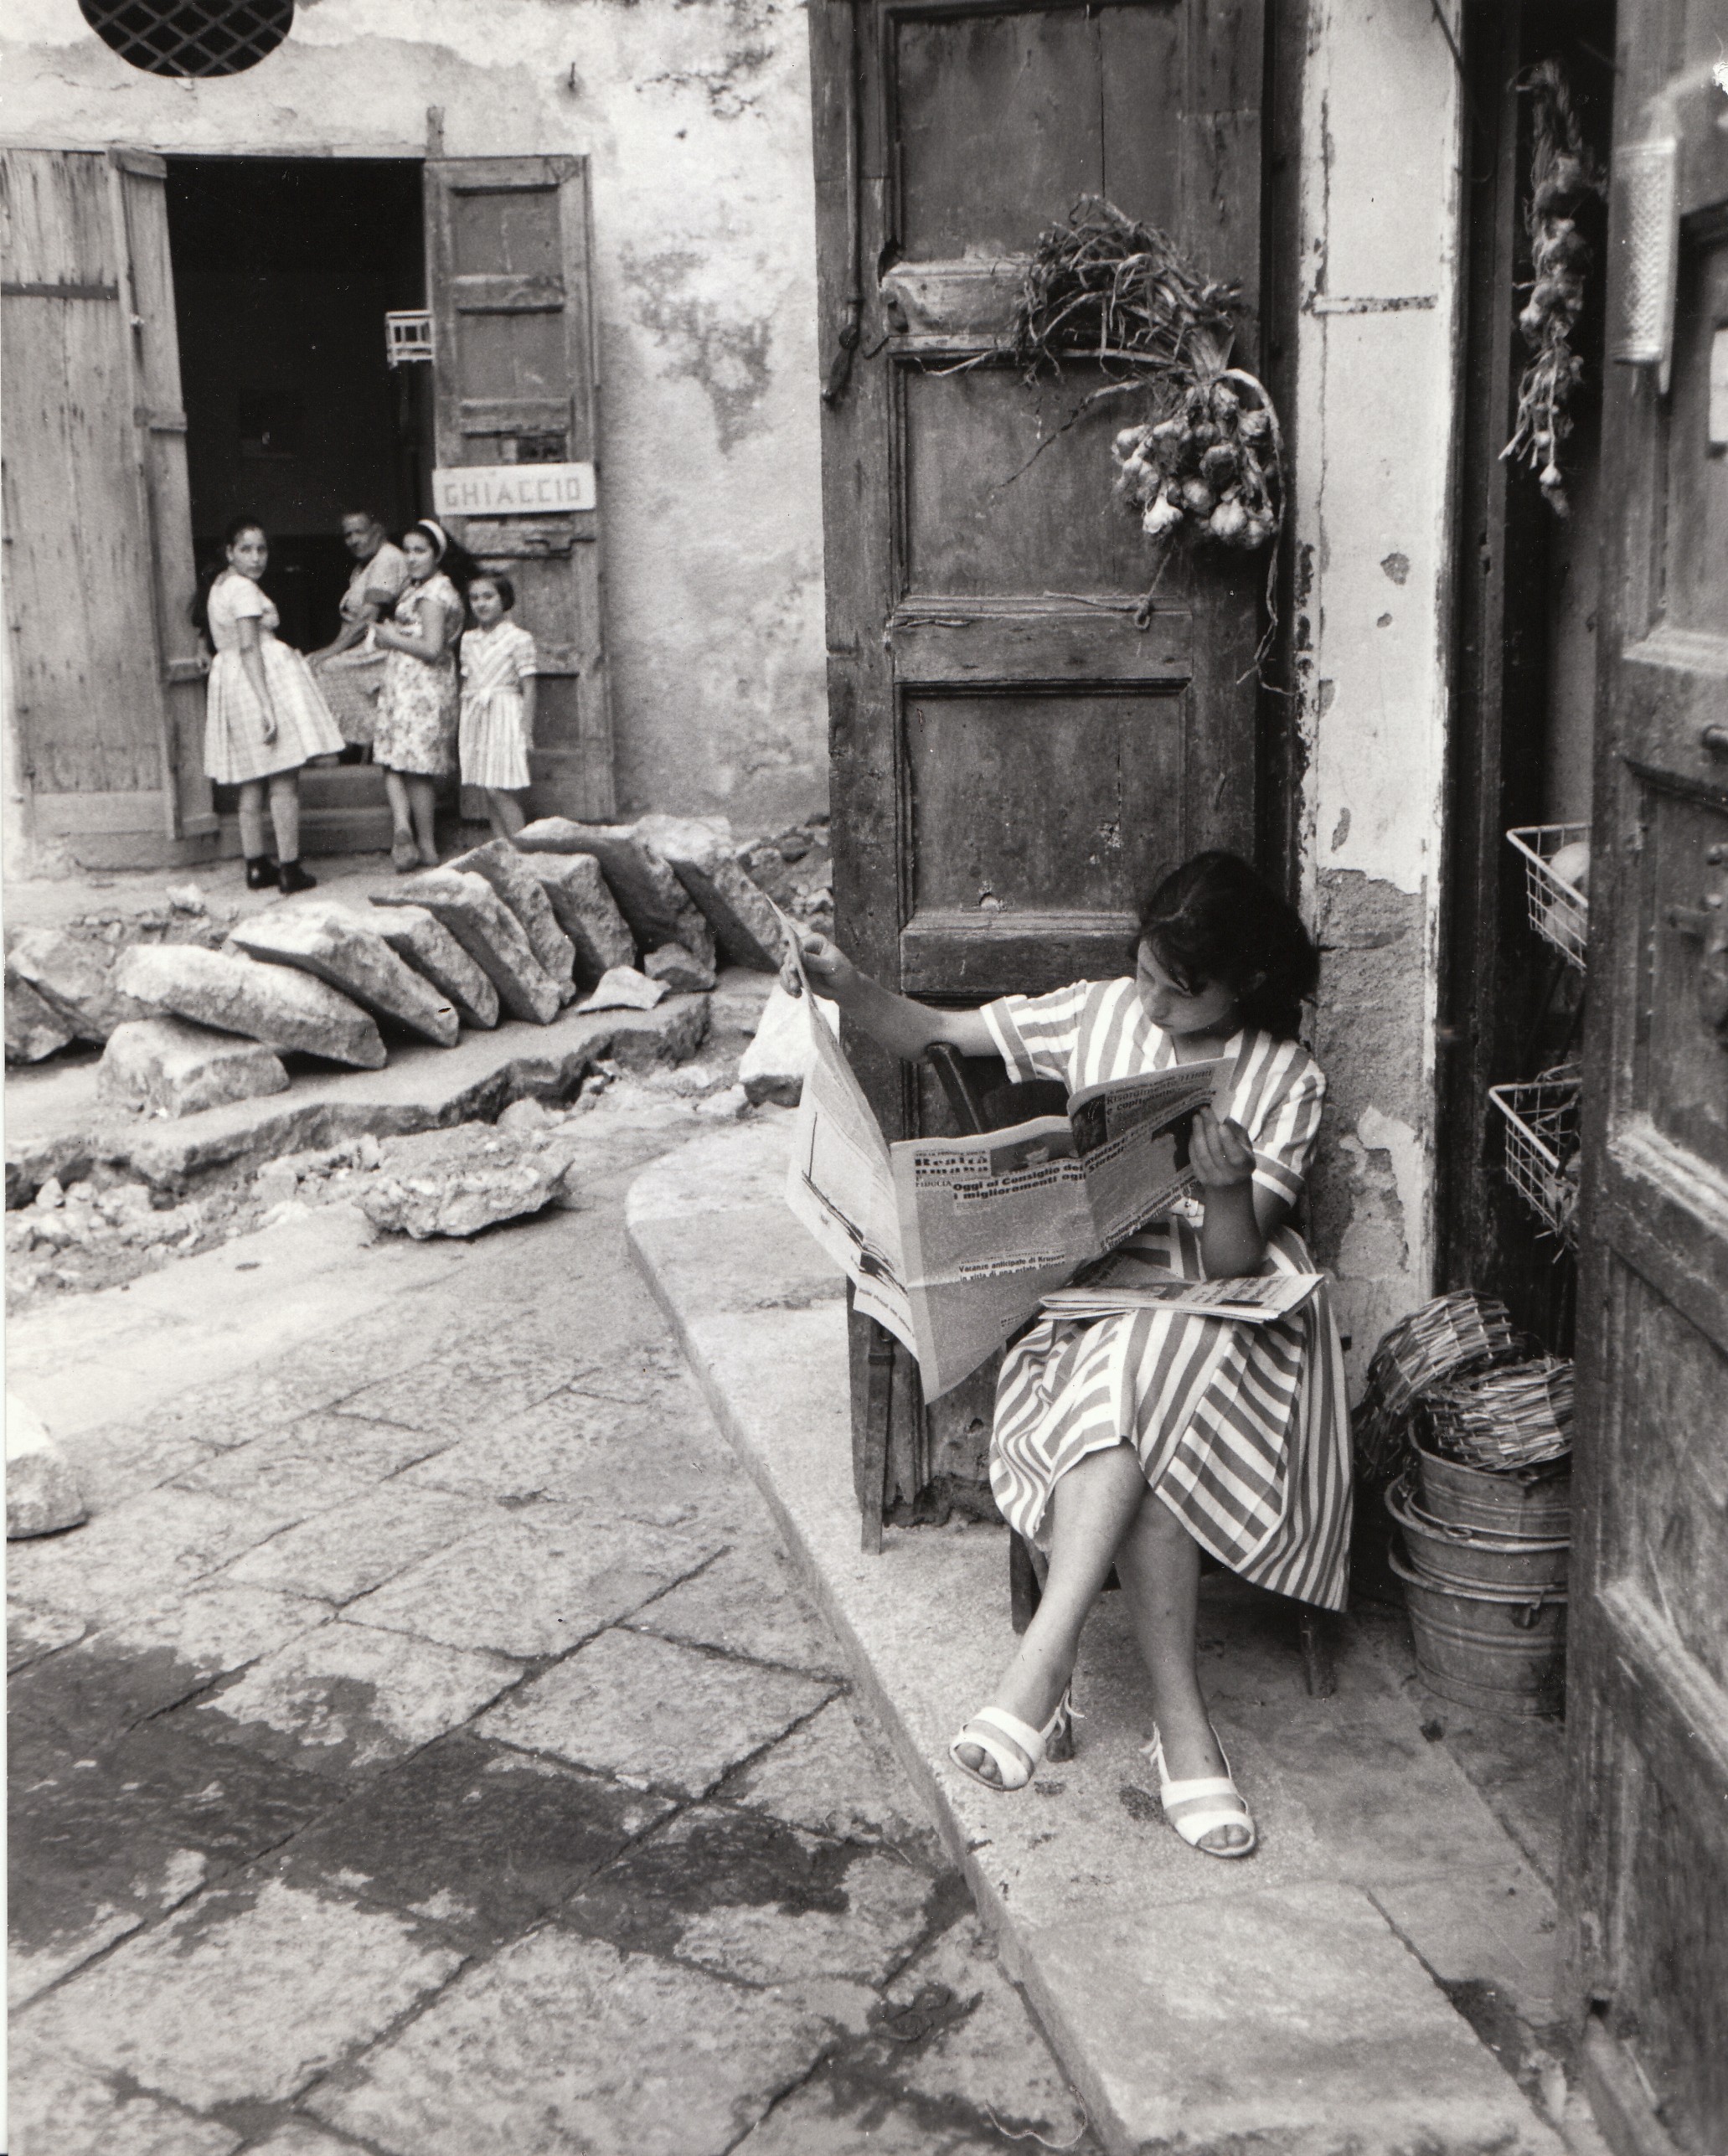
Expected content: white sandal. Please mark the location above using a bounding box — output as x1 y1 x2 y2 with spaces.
949 1689 1073 1792
1144 1724 1257 1857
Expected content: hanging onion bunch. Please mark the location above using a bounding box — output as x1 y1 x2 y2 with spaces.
1007 199 1286 569
1112 369 1282 553
1501 61 1605 517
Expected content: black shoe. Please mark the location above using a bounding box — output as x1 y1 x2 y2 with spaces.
245 856 278 891
276 860 318 895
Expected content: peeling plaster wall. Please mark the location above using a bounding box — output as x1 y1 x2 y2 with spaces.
2 0 828 835
1291 0 1464 1382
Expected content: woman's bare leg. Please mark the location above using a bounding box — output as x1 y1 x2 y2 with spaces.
383 768 413 848
237 781 269 860
407 776 439 862
266 771 301 864
1114 1497 1248 1851
956 1442 1148 1785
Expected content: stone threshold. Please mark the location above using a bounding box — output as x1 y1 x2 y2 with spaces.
5 988 734 1206
627 1119 1578 2156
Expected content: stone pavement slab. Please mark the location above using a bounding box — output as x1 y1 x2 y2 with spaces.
3 1483 276 1626
188 1616 519 1774
627 1122 1567 2156
271 1732 673 1952
561 1803 936 1985
7 2029 245 2156
25 1877 462 2108
724 1696 929 1847
309 1927 827 2156
220 1484 494 1603
630 1539 850 1675
480 1623 836 1796
340 1509 714 1658
36 1582 330 1727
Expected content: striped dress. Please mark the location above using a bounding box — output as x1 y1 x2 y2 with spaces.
982 977 1352 1612
203 572 343 785
458 620 537 791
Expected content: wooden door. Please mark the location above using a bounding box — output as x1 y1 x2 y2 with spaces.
113 151 209 845
1566 6 1728 2148
424 156 614 821
1 148 204 864
812 0 1269 1521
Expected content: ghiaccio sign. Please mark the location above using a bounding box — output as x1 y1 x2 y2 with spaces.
431 463 597 517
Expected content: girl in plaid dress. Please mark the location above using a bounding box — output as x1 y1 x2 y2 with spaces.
792 853 1349 1859
199 518 343 893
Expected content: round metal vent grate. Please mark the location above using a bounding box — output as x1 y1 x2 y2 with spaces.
80 0 294 78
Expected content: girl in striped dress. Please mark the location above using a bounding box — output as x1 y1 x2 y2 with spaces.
793 852 1350 1859
459 573 537 839
198 518 343 893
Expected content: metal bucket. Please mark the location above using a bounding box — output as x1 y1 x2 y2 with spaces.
1389 1545 1566 1717
1414 1441 1571 1540
1387 1476 1570 1595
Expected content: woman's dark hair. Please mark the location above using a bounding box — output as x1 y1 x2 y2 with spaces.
1136 851 1319 1039
466 570 516 613
403 520 480 592
190 515 266 635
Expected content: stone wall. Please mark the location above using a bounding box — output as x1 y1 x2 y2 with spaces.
1289 0 1466 1377
1 0 829 837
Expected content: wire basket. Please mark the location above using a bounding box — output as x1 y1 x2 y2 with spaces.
1489 1073 1581 1246
1506 824 1589 969
1423 1355 1574 1472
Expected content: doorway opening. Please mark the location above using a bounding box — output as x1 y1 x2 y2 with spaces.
165 155 431 850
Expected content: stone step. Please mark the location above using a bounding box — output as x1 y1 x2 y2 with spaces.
626 1121 1570 2156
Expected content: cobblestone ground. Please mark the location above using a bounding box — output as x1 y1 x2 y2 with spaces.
8 1103 1096 2156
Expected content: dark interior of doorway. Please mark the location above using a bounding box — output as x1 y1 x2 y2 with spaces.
165 157 429 657
1440 0 1617 1358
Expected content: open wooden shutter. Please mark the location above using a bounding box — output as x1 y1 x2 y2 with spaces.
2 148 204 863
424 156 614 821
113 150 209 843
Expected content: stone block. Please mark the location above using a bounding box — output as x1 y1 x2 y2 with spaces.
738 981 838 1106
310 1928 827 2156
230 904 458 1048
24 1878 461 2109
97 1017 290 1119
637 812 784 972
516 818 715 969
445 838 577 1001
371 869 560 1025
5 976 75 1063
643 943 716 993
113 945 386 1070
6 1395 88 1539
7 929 152 1043
576 965 668 1014
477 1624 833 1797
517 852 635 988
369 904 498 1029
191 1621 518 1776
8 2029 246 2156
357 1123 579 1240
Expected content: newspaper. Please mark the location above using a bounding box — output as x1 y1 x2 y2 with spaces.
778 921 1228 1397
1040 1247 1321 1324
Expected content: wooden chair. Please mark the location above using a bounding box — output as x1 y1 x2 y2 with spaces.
925 1044 1339 1709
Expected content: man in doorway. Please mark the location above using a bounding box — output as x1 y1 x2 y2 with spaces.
307 511 410 759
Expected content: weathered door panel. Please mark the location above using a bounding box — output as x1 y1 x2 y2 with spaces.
424 156 614 821
1 147 196 859
813 0 1268 1519
113 150 209 843
1568 3 1728 2144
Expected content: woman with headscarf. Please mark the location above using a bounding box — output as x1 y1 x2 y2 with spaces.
372 518 467 871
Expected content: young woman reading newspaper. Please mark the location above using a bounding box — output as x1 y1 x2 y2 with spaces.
789 851 1350 1859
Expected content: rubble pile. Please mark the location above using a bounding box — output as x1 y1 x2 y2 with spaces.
5 1168 250 1308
